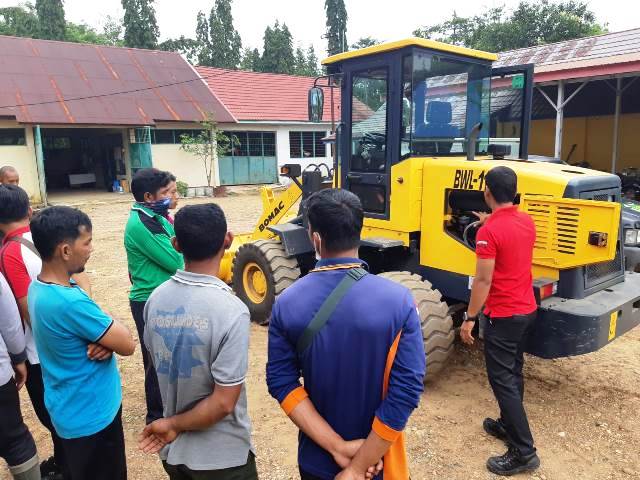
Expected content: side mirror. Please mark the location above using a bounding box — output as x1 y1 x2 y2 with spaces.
308 87 324 123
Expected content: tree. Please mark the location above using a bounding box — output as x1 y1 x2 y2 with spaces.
413 1 606 52
159 37 200 63
209 0 242 69
179 117 232 188
294 47 306 75
35 0 66 40
260 21 295 74
195 10 212 65
324 0 347 56
0 4 39 37
0 3 120 46
121 0 159 49
240 47 261 71
65 22 112 45
292 45 320 77
306 45 320 77
351 37 380 50
101 15 124 46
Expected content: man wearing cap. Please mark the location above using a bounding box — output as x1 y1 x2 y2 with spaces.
460 166 540 476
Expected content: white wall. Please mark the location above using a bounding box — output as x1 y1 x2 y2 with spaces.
0 121 40 203
151 144 211 188
150 122 332 187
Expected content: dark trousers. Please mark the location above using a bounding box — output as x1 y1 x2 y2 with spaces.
299 470 325 480
0 378 37 467
163 452 258 480
484 312 537 457
130 299 163 424
60 406 127 480
25 362 67 471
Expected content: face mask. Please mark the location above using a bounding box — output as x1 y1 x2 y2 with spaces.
145 197 171 216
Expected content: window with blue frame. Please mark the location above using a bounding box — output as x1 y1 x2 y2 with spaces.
289 131 327 158
152 128 276 157
222 131 276 157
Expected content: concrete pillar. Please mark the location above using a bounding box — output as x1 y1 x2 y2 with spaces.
611 77 622 173
554 80 565 160
33 125 47 206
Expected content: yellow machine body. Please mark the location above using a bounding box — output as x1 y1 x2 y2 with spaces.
350 158 621 283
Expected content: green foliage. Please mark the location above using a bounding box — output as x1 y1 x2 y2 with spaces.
121 0 159 49
324 0 347 56
176 180 188 197
0 4 39 37
65 22 109 45
240 47 261 71
195 11 211 65
292 45 320 76
350 37 381 50
260 21 295 74
413 1 606 52
179 116 232 187
159 36 200 63
0 3 121 46
208 0 242 69
100 15 124 46
35 0 65 40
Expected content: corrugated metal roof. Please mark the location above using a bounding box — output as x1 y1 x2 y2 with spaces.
0 35 236 125
495 28 640 74
197 66 338 122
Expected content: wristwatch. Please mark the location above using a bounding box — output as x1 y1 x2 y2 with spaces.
463 312 478 322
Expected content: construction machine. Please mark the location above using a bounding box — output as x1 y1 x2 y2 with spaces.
220 38 640 380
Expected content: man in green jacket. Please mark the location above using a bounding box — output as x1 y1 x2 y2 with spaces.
125 168 184 424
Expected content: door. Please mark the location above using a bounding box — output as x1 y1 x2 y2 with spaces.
489 64 534 159
345 66 391 218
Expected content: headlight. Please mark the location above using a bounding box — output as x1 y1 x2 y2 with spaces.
624 228 639 246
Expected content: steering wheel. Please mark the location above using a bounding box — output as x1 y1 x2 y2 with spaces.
463 221 481 249
304 163 332 178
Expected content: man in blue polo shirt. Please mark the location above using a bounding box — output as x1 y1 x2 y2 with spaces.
28 206 136 480
267 189 426 480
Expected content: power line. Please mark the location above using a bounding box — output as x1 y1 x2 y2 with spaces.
0 68 237 110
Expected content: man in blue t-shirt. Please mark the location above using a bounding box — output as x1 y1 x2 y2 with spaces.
28 206 136 480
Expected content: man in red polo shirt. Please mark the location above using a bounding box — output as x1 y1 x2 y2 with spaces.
460 166 540 476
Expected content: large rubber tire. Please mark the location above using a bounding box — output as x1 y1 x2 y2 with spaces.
232 240 300 324
379 271 454 382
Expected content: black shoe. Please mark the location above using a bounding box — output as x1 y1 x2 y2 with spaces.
40 456 64 480
487 446 540 476
483 417 508 442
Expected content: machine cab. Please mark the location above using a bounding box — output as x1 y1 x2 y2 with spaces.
315 38 533 220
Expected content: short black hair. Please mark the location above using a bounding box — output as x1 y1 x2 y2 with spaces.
174 204 227 261
485 166 518 204
30 206 92 261
131 168 174 202
0 184 29 224
307 189 363 252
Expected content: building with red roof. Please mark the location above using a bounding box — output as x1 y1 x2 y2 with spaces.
195 67 336 186
0 34 234 202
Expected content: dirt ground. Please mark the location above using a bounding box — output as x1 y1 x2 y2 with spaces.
3 191 640 480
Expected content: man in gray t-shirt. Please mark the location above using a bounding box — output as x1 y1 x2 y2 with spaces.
139 204 257 480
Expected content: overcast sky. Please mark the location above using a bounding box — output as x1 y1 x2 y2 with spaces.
1 0 638 57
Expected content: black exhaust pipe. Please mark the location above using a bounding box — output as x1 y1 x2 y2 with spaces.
466 122 483 161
